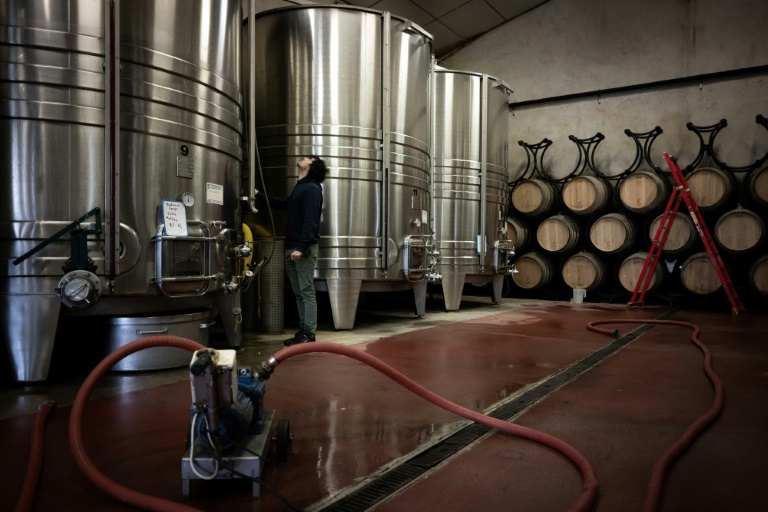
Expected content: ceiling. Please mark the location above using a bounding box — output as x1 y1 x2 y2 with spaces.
338 0 549 57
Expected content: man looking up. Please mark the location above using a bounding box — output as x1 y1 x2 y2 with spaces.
255 155 327 346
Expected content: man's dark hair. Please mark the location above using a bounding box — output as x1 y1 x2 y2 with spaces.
308 156 327 183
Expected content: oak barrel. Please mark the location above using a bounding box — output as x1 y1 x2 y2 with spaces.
537 214 580 253
648 212 696 253
590 213 636 254
686 167 734 211
562 176 610 215
511 179 557 216
714 207 765 253
512 252 554 290
561 252 605 291
746 165 768 207
749 254 768 295
504 216 530 251
618 171 669 213
680 252 722 295
618 251 664 293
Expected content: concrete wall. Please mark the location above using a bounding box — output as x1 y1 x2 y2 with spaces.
442 0 768 180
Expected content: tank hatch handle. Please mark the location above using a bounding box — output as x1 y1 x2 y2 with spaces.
12 207 102 273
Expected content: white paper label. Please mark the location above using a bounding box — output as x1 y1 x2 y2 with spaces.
162 200 188 236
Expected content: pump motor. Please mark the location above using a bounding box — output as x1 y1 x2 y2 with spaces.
188 349 265 452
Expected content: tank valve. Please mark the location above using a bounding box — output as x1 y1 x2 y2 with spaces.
56 270 102 309
235 245 252 258
222 281 239 294
493 240 514 275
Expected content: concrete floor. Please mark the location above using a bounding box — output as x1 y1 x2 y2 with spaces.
1 291 767 512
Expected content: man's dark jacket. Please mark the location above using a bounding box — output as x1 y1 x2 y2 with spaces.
259 177 323 253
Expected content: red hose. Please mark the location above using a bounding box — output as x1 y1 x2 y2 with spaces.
15 400 56 512
268 342 599 512
587 319 724 512
68 335 205 512
71 336 598 511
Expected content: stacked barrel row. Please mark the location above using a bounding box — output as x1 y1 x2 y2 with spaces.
506 165 768 303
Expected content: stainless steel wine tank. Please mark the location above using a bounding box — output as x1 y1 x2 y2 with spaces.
250 6 433 329
1 0 248 381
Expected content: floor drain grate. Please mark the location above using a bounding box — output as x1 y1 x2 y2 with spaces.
313 309 675 512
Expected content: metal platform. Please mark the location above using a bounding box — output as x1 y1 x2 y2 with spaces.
181 409 274 498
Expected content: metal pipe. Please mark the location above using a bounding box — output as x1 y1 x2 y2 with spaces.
478 74 489 271
104 0 120 288
510 64 768 109
429 54 436 238
245 0 259 215
494 80 512 239
381 12 392 275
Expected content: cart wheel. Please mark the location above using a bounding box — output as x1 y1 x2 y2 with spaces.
276 419 291 463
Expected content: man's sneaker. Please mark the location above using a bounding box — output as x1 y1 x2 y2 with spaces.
285 332 316 346
283 330 305 346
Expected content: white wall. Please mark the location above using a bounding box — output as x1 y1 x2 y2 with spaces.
442 0 768 180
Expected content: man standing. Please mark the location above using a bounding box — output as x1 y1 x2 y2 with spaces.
255 156 327 346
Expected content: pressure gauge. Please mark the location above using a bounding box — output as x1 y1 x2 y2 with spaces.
182 192 195 207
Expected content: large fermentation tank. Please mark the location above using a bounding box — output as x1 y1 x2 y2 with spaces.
251 6 433 329
431 69 512 310
1 0 247 382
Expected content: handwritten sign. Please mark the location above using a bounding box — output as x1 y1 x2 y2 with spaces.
162 200 188 236
206 182 224 205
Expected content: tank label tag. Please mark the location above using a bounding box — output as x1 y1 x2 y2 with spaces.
177 155 194 178
206 183 224 205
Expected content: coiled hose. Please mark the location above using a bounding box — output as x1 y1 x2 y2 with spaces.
69 335 205 512
14 400 56 512
587 319 724 512
260 342 599 512
55 319 722 512
68 336 597 512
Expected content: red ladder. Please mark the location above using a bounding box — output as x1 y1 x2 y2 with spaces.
627 152 746 315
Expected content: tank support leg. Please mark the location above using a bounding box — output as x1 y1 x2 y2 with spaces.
1 293 61 382
412 280 427 318
215 291 242 348
492 274 504 304
326 279 362 330
441 272 465 311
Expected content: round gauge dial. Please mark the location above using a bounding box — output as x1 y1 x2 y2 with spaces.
182 192 195 207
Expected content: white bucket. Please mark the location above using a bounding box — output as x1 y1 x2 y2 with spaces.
572 288 586 304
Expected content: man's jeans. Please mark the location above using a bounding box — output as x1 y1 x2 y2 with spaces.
285 244 319 335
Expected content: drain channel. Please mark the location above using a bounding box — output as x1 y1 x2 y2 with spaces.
310 310 676 512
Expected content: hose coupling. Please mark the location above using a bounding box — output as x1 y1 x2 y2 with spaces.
40 400 57 411
255 357 279 381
